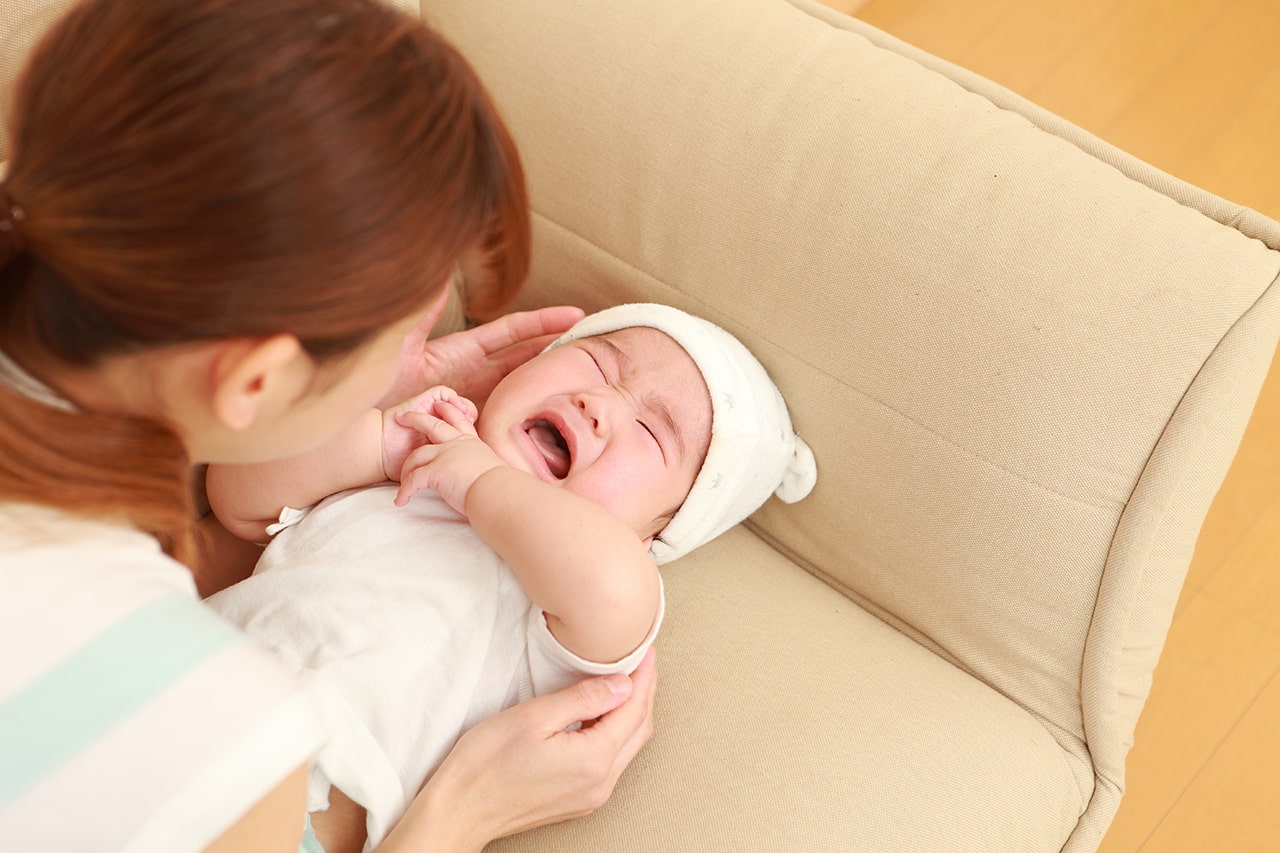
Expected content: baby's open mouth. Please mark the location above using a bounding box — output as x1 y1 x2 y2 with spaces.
527 419 570 479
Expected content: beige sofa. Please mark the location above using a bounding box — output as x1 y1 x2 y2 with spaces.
6 1 1280 851
423 2 1280 851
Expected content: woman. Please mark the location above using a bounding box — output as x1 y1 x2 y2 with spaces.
0 0 656 850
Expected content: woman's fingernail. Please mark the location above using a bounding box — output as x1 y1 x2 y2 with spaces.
603 674 630 696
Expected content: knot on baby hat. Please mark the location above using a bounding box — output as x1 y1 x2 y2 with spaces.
548 303 817 564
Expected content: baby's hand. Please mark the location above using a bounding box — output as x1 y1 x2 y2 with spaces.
381 386 478 483
392 401 505 515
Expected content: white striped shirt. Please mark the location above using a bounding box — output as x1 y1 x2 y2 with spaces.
0 502 324 852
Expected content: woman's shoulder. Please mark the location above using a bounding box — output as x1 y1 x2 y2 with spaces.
0 500 160 552
0 499 320 727
0 501 306 695
0 501 193 604
0 501 325 852
0 499 197 605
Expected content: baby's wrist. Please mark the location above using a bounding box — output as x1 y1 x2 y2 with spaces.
359 408 392 482
378 409 407 482
378 439 394 483
462 465 521 517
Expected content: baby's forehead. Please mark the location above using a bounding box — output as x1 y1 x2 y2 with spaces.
598 325 693 359
587 326 693 371
594 324 671 345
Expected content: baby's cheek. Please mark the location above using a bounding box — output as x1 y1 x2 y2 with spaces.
478 428 528 475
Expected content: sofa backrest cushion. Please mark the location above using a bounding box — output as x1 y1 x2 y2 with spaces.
424 0 1280 787
0 1 67 164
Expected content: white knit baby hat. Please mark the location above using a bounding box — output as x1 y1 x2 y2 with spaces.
548 303 817 564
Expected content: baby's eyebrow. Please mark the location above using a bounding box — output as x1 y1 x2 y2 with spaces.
594 335 689 463
644 390 685 462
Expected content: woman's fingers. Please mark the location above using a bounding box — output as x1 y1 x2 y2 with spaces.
408 654 660 845
589 649 657 775
482 333 567 377
467 306 584 356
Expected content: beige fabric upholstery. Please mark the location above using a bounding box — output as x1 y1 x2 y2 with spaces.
4 1 1278 850
424 0 1280 850
0 1 63 162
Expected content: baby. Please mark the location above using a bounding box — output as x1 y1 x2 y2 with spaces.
206 303 816 850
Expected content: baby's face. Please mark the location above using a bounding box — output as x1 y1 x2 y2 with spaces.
477 326 712 543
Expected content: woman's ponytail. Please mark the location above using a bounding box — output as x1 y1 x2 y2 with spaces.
0 178 195 559
0 386 194 562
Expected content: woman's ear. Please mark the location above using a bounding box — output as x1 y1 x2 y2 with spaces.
210 335 307 431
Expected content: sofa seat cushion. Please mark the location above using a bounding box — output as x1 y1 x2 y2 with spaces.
491 527 1086 853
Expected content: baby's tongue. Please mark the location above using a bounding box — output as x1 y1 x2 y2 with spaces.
528 422 569 478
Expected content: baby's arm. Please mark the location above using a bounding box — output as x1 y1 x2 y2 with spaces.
206 409 385 542
469 467 661 664
396 407 661 666
207 388 476 542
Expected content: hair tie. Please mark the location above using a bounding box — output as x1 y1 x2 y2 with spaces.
0 184 27 255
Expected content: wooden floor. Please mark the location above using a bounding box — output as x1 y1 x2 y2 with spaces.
815 0 1280 850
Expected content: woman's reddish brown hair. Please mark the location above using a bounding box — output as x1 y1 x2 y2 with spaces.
0 0 530 562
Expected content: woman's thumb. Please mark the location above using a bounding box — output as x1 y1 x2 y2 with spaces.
545 674 634 728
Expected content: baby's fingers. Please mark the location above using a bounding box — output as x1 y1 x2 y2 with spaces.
394 451 440 506
458 395 479 424
395 409 461 443
434 388 479 425
432 399 479 436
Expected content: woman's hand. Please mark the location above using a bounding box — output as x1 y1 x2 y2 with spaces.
380 650 659 852
380 305 585 409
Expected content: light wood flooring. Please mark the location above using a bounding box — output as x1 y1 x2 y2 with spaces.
815 0 1280 849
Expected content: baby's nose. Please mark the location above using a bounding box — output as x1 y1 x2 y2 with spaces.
572 392 609 433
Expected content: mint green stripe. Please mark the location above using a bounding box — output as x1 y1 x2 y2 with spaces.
300 814 328 853
0 593 243 803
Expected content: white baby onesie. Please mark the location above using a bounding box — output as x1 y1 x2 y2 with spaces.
207 485 662 848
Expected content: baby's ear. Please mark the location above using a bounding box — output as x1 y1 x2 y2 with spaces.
641 510 676 548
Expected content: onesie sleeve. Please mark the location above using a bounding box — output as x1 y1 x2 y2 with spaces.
524 576 665 699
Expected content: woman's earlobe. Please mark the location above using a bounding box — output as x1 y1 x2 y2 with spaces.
211 335 306 431
214 388 256 431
